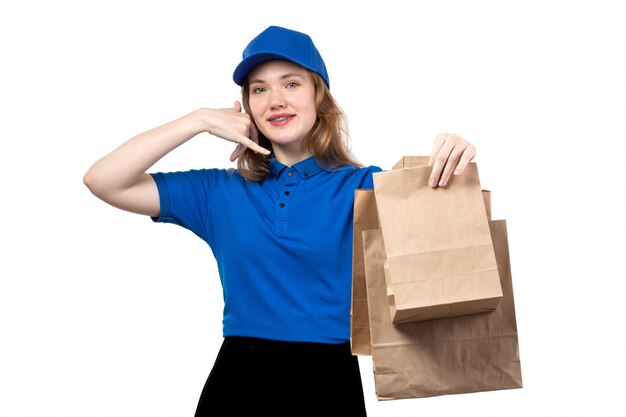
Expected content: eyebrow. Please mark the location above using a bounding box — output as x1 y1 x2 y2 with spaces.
249 73 306 85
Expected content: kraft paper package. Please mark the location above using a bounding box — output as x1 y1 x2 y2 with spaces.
372 157 503 323
349 161 523 399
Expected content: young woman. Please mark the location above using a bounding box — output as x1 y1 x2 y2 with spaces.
84 25 476 416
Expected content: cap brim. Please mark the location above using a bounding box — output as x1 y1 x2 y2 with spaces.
233 52 317 86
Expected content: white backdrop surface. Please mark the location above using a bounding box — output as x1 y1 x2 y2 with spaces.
1 1 625 416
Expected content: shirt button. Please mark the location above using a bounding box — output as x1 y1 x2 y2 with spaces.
287 172 294 177
303 172 309 177
279 203 285 208
284 191 290 196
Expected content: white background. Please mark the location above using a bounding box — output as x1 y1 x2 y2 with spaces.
1 0 625 416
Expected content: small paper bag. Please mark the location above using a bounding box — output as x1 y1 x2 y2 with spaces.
372 159 502 323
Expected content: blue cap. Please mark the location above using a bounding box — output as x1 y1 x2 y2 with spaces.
233 26 330 88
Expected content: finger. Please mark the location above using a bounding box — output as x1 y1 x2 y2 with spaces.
240 136 271 156
438 145 465 187
249 122 259 143
454 144 476 176
233 100 242 112
428 133 447 166
429 140 454 187
230 138 270 162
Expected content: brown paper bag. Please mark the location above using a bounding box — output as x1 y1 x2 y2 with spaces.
359 190 522 399
350 190 379 355
372 159 502 323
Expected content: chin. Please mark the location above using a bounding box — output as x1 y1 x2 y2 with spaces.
269 136 304 147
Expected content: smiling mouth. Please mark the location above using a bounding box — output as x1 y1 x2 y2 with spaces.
271 116 290 122
268 115 295 125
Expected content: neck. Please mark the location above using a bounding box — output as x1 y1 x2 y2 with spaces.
272 144 312 167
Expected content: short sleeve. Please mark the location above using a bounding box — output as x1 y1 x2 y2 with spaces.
150 169 224 242
359 165 384 190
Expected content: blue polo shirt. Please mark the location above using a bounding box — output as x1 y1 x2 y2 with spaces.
150 156 382 343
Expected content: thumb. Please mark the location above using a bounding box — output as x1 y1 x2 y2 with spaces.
230 144 244 162
233 100 242 112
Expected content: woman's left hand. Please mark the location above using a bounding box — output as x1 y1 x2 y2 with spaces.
427 133 477 188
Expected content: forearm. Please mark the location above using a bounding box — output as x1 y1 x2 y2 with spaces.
83 108 209 196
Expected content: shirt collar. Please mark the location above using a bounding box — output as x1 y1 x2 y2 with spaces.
268 154 324 180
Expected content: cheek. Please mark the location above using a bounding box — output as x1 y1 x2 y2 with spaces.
248 98 272 136
304 106 318 129
302 92 318 127
248 97 265 121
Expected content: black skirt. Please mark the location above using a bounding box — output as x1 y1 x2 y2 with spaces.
194 336 367 416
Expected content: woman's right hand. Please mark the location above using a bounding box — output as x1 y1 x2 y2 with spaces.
200 101 271 161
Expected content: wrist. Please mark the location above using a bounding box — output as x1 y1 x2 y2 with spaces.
188 108 215 134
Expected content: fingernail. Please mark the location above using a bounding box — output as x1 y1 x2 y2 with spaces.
454 168 461 175
429 178 437 187
439 177 446 186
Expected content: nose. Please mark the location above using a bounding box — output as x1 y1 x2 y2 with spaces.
268 87 286 109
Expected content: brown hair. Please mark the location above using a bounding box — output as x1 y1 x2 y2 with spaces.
236 71 362 182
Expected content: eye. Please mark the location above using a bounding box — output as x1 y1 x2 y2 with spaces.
286 81 299 89
252 86 266 94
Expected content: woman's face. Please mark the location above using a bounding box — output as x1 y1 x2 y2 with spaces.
247 60 317 152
